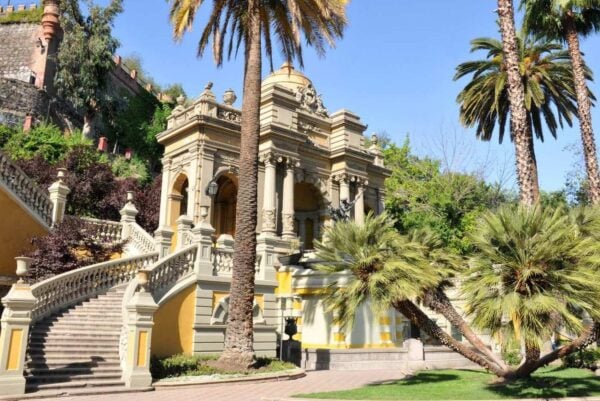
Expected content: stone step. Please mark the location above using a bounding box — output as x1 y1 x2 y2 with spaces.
27 358 121 367
30 332 120 340
26 367 122 377
72 306 122 312
26 363 121 372
59 312 123 319
29 338 119 346
35 322 123 330
26 379 124 391
26 372 122 383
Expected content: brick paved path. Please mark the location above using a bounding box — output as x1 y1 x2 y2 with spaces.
38 370 407 401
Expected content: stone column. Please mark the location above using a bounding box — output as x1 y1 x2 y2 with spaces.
298 218 306 247
158 159 171 228
198 148 215 222
354 182 366 225
0 257 35 396
123 271 158 388
377 189 386 215
281 159 296 240
261 152 277 236
47 168 70 227
120 191 138 241
193 207 216 276
339 175 350 203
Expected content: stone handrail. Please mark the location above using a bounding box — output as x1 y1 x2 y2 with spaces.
143 244 198 301
30 252 159 321
82 217 122 243
128 222 155 254
0 150 52 226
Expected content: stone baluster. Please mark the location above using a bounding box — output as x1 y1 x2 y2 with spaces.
261 152 278 236
176 215 193 250
282 158 297 240
193 206 215 276
120 191 138 241
0 257 36 396
47 168 70 227
122 270 158 388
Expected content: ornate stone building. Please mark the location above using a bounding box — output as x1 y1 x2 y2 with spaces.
156 62 389 250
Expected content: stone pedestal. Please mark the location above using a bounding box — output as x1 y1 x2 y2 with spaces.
123 289 158 388
47 168 70 227
176 215 194 250
193 218 215 276
256 234 278 281
120 191 138 240
154 227 174 258
0 282 36 395
406 338 424 361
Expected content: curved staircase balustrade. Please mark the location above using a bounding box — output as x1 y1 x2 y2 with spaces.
128 222 155 254
0 150 53 226
81 217 123 243
144 244 198 301
212 246 234 275
30 252 159 321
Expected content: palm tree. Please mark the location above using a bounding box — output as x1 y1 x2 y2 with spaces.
524 0 600 204
465 205 600 378
315 213 509 377
169 0 347 368
455 35 591 203
494 0 539 206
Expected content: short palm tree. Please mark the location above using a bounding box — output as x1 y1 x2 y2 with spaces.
464 205 600 378
523 0 600 204
169 0 348 368
495 0 539 206
315 213 509 377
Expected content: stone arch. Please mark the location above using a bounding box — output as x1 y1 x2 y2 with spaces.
212 172 238 237
169 173 189 226
294 181 327 249
210 296 265 325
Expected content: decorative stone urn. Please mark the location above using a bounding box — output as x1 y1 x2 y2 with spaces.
223 89 237 106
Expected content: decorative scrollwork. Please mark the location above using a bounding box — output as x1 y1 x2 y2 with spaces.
296 84 328 117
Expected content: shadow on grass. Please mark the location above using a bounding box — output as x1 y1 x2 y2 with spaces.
364 371 464 388
485 367 600 399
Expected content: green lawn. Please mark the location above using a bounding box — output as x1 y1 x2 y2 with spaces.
295 368 600 400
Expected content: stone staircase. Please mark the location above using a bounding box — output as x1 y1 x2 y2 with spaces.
24 287 126 392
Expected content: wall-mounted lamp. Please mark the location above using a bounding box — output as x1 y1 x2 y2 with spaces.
206 180 218 197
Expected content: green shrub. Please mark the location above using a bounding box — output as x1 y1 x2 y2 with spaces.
0 125 16 147
150 354 217 379
562 346 600 370
111 155 149 183
3 123 90 164
502 349 522 366
0 7 43 24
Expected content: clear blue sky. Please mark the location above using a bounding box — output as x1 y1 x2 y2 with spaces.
88 1 600 191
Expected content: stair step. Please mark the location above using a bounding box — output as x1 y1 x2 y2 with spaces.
59 313 122 319
26 379 125 391
30 332 120 340
26 372 122 382
27 364 121 373
29 340 119 348
35 322 123 329
27 358 121 366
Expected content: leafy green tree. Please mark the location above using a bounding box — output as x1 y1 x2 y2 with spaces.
465 205 600 378
169 0 348 368
383 138 506 254
54 0 123 138
523 0 600 204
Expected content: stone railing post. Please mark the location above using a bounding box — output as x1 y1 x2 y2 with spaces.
47 168 70 227
123 271 158 388
120 191 138 241
0 257 35 396
176 215 193 250
192 206 215 276
154 227 174 258
256 234 278 281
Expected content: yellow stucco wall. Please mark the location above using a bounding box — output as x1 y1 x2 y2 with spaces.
0 190 48 277
151 284 197 358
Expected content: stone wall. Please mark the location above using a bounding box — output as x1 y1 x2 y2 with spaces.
0 22 40 83
0 77 81 130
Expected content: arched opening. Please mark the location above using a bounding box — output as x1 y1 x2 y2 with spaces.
294 182 325 250
169 174 189 226
212 174 238 238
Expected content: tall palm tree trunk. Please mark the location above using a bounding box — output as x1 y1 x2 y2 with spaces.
392 299 508 377
422 287 508 371
564 12 600 204
219 0 262 368
497 0 540 206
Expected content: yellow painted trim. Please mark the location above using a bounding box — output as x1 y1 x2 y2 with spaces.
293 300 303 311
301 343 397 350
296 317 303 325
6 329 23 371
380 332 392 342
333 332 346 342
379 317 391 325
255 294 264 311
276 271 292 295
137 331 148 367
294 288 331 296
293 333 302 341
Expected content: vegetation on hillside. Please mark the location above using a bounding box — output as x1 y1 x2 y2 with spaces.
0 6 43 25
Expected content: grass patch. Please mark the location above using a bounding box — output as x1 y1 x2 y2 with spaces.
296 367 600 400
151 354 296 380
0 7 43 25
